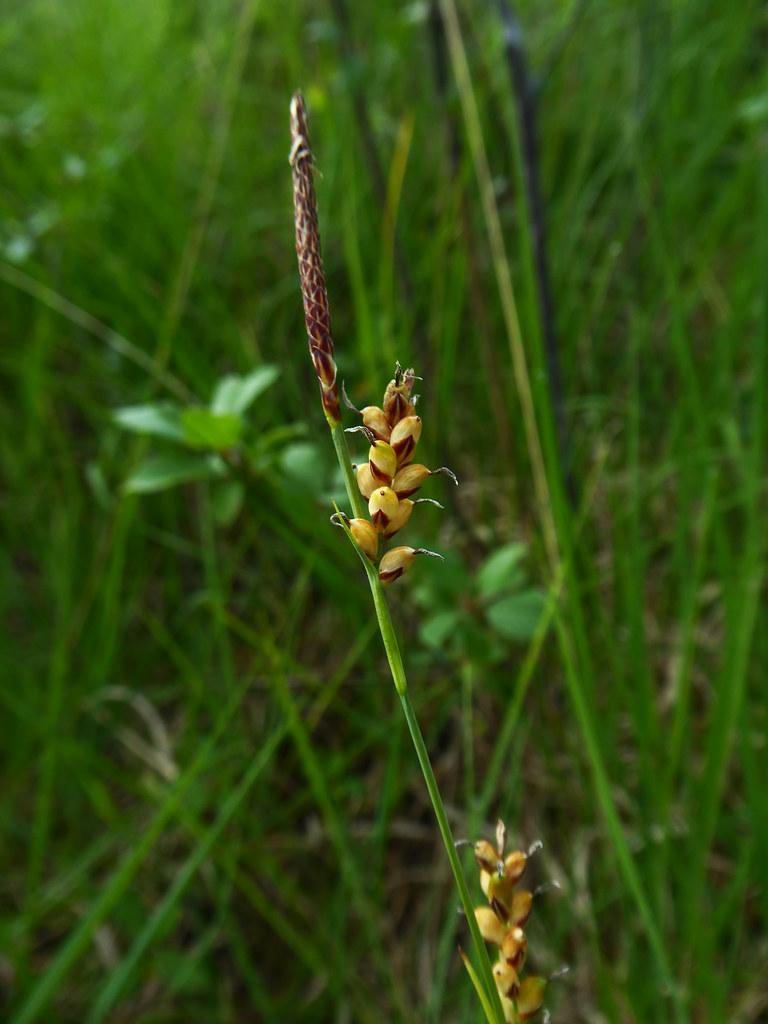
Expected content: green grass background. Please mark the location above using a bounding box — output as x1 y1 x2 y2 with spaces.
2 0 767 1020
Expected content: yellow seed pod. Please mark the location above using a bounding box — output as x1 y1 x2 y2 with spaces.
368 487 399 531
378 544 442 585
492 958 520 1000
390 415 422 465
510 889 533 928
378 545 417 585
501 995 518 1023
356 463 377 499
382 498 413 538
504 850 527 884
474 906 506 946
348 518 378 561
517 976 546 1020
392 463 457 497
474 840 500 875
487 874 517 922
382 367 416 425
501 926 528 970
392 463 430 499
512 892 536 933
361 405 391 442
368 440 397 484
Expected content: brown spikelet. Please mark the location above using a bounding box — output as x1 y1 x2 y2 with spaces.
289 92 340 424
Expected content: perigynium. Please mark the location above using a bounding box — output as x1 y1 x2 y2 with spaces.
289 91 547 1024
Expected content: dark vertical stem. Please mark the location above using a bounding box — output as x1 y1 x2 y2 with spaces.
428 1 516 488
497 0 574 500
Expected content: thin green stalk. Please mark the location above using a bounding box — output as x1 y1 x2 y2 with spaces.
331 421 367 520
459 947 503 1024
330 425 504 1023
399 688 505 1023
292 91 502 1022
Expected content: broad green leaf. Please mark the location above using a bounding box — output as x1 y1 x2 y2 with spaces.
112 402 185 442
420 610 461 650
212 478 245 526
181 407 242 450
411 550 468 608
124 453 226 494
280 441 326 494
252 422 307 455
210 365 279 415
458 619 500 663
485 589 545 641
85 461 111 509
739 92 768 124
476 542 527 599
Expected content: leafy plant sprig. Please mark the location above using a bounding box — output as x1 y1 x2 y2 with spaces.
414 542 546 663
111 364 312 523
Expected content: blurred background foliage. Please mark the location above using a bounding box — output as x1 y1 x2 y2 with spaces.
1 0 767 1021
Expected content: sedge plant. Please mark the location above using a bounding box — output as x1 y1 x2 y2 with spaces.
289 92 550 1024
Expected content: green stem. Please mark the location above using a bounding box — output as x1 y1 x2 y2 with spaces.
398 687 505 1022
331 421 366 520
327 415 505 1023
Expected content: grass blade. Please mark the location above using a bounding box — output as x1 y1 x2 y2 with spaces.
12 677 254 1024
85 725 286 1022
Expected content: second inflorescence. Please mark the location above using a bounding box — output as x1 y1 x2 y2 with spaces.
338 364 457 585
472 820 547 1022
